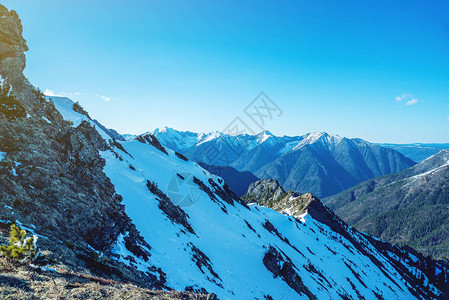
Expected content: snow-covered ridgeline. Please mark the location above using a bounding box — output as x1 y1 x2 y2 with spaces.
48 96 113 141
52 96 445 299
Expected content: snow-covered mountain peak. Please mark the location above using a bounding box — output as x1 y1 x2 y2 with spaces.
150 127 202 151
197 131 224 145
256 130 274 143
290 131 343 151
153 126 173 134
306 131 343 143
151 126 196 137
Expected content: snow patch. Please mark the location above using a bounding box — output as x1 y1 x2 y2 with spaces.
50 96 113 141
42 116 52 124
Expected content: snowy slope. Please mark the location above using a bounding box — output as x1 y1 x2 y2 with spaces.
54 100 447 299
48 96 115 141
100 141 438 299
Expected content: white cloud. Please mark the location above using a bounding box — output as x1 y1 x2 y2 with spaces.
396 93 419 106
395 93 412 102
101 95 111 101
44 89 63 97
406 99 418 106
447 117 449 121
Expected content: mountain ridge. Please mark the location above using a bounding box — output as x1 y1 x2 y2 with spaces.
324 149 449 259
148 127 416 198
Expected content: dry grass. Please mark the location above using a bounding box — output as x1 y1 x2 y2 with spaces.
0 257 215 300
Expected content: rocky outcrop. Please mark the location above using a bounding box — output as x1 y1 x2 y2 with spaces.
0 3 161 289
0 6 27 92
263 246 317 300
137 133 168 155
242 179 286 206
242 178 319 218
146 180 195 234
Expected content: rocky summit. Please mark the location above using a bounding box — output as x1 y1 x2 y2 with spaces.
242 179 319 219
0 4 448 300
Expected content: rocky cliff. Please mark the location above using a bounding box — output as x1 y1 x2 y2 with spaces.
0 4 173 290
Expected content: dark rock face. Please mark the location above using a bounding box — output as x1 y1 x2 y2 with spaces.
136 133 168 155
0 4 161 289
190 243 221 282
324 150 449 259
175 151 189 161
146 180 195 234
0 6 28 95
0 85 26 120
263 246 317 300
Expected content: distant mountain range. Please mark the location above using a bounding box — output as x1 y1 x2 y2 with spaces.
380 143 449 162
146 127 415 198
324 150 449 259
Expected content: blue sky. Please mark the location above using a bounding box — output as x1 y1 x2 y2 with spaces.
3 0 449 143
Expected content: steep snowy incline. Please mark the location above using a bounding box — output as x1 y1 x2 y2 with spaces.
54 100 448 299
49 96 116 141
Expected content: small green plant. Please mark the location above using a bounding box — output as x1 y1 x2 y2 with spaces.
0 83 26 119
0 224 36 260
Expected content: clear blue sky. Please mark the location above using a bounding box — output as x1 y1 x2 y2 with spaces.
3 0 449 143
